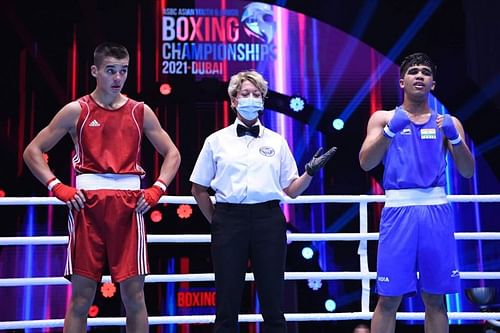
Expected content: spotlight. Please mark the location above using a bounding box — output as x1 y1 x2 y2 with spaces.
150 210 163 223
289 96 305 112
88 305 99 317
301 246 314 260
332 118 344 130
159 83 172 96
325 299 336 312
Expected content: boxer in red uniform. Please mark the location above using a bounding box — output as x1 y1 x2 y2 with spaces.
24 42 181 333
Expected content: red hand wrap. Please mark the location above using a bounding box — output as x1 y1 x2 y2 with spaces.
51 183 78 202
143 185 164 207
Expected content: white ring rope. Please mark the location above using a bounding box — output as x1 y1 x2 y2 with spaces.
3 271 500 288
1 194 499 206
0 194 499 330
2 232 500 246
2 312 500 330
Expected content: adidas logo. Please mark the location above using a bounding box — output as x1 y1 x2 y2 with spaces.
377 276 390 282
451 270 460 278
89 119 101 127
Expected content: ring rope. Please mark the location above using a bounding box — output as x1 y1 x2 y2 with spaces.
2 312 500 330
1 194 499 206
1 194 499 329
1 232 500 246
2 271 500 287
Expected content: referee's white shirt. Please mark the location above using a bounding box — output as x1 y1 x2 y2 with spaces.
190 119 299 204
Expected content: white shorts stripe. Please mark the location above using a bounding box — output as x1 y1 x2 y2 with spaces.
136 212 148 275
65 209 75 277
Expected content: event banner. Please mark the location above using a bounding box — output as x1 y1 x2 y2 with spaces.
161 2 277 77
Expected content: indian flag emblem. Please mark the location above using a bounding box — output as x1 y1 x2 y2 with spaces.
420 128 436 139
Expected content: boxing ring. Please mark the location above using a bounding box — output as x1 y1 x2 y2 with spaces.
1 194 499 330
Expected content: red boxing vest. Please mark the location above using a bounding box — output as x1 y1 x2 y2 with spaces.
73 95 145 175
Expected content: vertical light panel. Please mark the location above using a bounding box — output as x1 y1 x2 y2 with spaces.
272 5 292 221
307 16 329 271
43 203 54 332
220 0 230 127
23 206 35 330
309 19 325 264
297 13 308 98
368 48 384 231
17 49 27 177
136 2 142 93
155 0 166 82
71 26 78 100
180 257 190 333
165 258 176 333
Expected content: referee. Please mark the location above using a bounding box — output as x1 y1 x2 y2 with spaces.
190 70 336 333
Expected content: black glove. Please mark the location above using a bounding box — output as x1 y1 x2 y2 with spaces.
305 146 337 176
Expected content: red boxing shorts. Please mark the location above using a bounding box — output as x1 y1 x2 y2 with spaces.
64 174 149 283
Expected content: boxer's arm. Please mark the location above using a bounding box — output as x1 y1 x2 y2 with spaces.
359 110 393 171
136 104 181 214
23 101 85 210
437 115 475 178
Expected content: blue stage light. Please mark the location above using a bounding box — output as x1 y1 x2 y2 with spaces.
325 299 337 312
332 118 344 130
301 246 314 259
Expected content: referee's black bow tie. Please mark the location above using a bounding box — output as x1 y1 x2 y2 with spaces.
237 124 259 138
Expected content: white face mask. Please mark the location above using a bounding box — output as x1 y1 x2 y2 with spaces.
236 97 264 120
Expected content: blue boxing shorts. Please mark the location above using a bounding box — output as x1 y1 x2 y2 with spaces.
376 188 460 296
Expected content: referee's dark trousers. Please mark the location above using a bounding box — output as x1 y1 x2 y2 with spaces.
211 200 287 333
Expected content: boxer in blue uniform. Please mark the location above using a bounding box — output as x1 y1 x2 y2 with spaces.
359 53 475 333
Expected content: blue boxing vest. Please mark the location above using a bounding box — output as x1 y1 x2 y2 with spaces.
382 109 447 190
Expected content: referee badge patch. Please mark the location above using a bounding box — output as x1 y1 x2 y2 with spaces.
420 128 436 139
259 146 275 157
